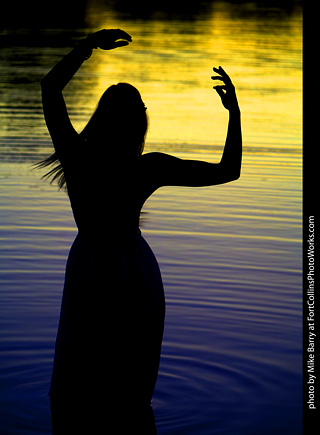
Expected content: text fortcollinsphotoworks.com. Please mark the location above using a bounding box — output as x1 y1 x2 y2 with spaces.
306 216 316 410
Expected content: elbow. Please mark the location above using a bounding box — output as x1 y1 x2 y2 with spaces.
225 174 240 183
230 169 241 181
40 78 48 94
41 76 50 90
41 74 57 92
41 76 59 96
219 164 241 183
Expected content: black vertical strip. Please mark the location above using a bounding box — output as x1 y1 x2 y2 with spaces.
302 2 319 430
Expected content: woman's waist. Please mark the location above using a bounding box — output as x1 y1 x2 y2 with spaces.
76 226 142 240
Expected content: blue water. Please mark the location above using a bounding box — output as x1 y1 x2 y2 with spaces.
0 149 302 434
0 1 302 433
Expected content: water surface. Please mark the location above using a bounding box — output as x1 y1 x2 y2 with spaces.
0 1 302 433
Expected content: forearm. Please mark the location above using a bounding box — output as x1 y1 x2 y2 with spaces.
41 36 95 91
219 108 242 179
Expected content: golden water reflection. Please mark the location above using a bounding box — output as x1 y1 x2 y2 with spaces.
0 2 302 162
64 2 301 154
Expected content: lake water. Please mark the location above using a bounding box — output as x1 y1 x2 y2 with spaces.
0 1 302 434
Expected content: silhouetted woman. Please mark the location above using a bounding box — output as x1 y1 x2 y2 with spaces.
39 29 242 434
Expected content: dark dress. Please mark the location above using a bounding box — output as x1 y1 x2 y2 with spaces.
49 145 165 433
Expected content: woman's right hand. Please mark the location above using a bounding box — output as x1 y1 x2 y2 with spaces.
211 66 239 112
87 29 132 50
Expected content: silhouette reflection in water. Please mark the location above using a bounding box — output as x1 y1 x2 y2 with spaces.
38 29 242 434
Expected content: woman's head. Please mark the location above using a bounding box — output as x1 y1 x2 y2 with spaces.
81 83 148 156
36 83 147 189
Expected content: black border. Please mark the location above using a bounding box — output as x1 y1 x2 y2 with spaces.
302 2 319 430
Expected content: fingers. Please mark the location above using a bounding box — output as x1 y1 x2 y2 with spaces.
211 66 233 86
112 28 132 42
213 66 228 77
118 30 132 42
114 40 130 48
213 85 226 97
94 29 132 50
98 28 132 42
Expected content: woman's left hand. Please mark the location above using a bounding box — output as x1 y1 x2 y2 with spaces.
88 29 132 50
211 66 239 112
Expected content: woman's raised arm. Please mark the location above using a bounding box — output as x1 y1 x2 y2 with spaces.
211 66 242 181
41 29 132 154
144 66 242 188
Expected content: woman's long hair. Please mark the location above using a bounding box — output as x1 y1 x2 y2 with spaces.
36 83 148 189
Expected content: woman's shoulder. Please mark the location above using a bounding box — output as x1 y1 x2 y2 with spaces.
137 152 183 188
139 151 179 165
